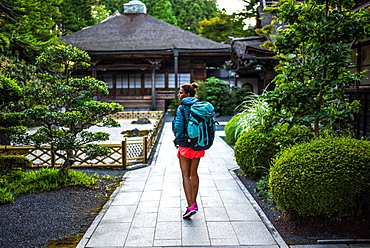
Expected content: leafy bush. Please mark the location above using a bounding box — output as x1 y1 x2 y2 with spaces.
0 168 97 203
234 129 274 178
204 77 234 115
168 98 180 116
196 77 249 116
234 123 312 179
0 155 32 174
255 174 270 200
269 123 313 151
224 113 245 145
269 137 370 218
0 75 22 106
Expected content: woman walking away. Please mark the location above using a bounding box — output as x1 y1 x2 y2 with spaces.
172 83 204 219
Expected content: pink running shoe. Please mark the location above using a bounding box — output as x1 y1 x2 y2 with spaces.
183 204 197 219
193 202 198 211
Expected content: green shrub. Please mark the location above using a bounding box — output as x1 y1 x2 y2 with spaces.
0 155 32 174
204 77 234 116
0 188 14 203
0 168 98 203
234 124 312 179
234 129 274 178
224 113 245 145
168 98 180 116
269 137 370 218
269 123 313 151
255 174 270 200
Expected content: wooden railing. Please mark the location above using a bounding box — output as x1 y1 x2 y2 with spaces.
0 111 165 169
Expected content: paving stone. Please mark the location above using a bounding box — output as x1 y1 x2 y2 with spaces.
182 226 211 246
124 227 155 247
207 221 238 240
131 212 157 228
155 221 181 240
232 221 278 246
224 203 261 221
203 207 230 222
86 222 130 247
140 190 162 201
219 190 251 204
135 200 160 213
111 191 142 206
101 205 136 222
199 195 223 208
157 207 181 222
160 196 181 208
214 179 244 191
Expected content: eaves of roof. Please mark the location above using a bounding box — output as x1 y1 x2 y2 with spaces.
88 48 230 56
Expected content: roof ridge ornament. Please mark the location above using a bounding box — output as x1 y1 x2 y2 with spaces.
124 0 147 14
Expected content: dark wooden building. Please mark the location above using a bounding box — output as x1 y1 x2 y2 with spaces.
229 36 277 94
61 0 230 111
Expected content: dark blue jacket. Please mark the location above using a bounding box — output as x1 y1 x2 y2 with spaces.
172 97 199 138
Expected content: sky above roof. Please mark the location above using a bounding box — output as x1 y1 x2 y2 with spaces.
217 0 245 14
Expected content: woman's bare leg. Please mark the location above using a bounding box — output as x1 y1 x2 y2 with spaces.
179 155 200 206
190 158 200 204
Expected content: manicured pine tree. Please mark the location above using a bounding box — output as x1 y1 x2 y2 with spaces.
12 45 123 173
0 75 26 145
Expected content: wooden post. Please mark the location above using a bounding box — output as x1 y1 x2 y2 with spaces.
148 59 162 110
143 136 148 164
51 144 55 168
122 139 127 170
174 48 179 96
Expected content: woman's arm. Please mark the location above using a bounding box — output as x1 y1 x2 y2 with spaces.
173 106 185 137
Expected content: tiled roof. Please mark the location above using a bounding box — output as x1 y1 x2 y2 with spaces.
60 13 230 52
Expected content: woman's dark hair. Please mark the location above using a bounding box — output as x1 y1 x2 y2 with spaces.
181 83 198 97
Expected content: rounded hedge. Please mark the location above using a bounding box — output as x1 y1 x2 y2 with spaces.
269 137 370 218
234 128 276 178
234 124 312 179
0 155 32 174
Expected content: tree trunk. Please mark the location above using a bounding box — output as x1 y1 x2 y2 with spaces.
60 149 74 173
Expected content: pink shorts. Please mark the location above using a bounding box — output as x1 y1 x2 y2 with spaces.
177 146 205 159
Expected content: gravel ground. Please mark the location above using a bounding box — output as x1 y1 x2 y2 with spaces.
0 169 125 248
0 118 156 247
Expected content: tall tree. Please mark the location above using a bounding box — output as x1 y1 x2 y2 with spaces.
151 0 177 26
199 12 253 42
0 0 61 60
173 0 218 33
57 0 99 35
238 0 259 24
262 0 370 137
99 0 127 13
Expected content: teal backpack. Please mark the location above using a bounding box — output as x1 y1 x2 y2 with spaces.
180 101 217 151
